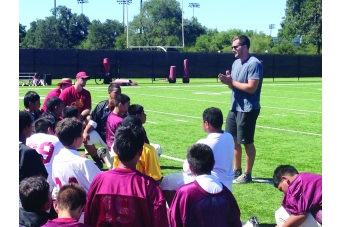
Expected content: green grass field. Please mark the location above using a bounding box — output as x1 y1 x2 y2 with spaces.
19 77 322 226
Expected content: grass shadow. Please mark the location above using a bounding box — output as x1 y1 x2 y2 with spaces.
160 166 183 170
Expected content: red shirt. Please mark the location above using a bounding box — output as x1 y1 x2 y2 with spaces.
41 88 62 112
59 86 91 114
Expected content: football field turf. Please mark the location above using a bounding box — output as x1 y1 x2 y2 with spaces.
19 77 322 226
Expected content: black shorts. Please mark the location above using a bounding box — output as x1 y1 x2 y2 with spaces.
225 110 260 144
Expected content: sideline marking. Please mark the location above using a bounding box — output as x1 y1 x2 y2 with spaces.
146 121 158 124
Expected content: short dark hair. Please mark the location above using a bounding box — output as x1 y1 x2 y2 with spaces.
113 124 144 162
233 35 251 49
108 84 121 93
56 183 86 211
203 107 223 129
187 143 214 175
128 104 144 116
62 106 79 119
56 118 83 147
19 110 33 135
46 96 64 112
24 91 40 108
109 93 130 111
34 118 55 133
121 115 143 127
114 93 130 107
273 165 299 188
19 176 50 212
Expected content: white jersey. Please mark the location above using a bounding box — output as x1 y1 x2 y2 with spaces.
52 148 101 193
183 131 235 191
26 133 65 191
26 133 64 164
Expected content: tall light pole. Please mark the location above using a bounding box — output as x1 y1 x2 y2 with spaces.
54 0 56 18
117 0 132 27
188 3 200 19
269 24 275 36
77 0 89 15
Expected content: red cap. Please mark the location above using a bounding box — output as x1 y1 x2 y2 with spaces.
76 72 89 79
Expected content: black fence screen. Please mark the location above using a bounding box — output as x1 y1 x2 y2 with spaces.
19 49 322 80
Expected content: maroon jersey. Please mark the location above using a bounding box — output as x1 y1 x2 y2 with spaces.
41 88 62 112
169 180 242 227
84 168 168 227
282 172 322 224
42 218 90 227
59 86 91 114
105 112 123 150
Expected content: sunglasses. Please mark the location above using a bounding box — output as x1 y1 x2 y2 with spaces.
231 44 243 50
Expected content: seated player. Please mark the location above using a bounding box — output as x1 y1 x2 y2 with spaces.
42 183 90 227
53 118 101 193
23 91 42 125
19 176 52 227
168 143 242 227
127 104 162 160
41 78 72 113
19 110 48 184
62 107 111 168
111 115 162 182
273 165 322 227
82 84 122 169
39 96 65 131
106 93 130 154
26 118 64 191
84 123 168 227
161 107 234 206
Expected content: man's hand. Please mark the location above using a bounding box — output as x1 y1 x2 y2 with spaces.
218 70 232 86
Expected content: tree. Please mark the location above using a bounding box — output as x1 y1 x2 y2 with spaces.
128 0 185 48
278 0 322 54
21 6 90 49
78 19 124 50
19 24 27 47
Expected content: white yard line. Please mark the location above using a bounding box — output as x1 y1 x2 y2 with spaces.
174 119 188 122
146 110 321 136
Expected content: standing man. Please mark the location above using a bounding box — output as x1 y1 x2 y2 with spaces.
218 35 263 184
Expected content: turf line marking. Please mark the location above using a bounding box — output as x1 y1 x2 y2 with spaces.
295 112 310 115
146 121 158 124
174 119 188 122
161 154 185 163
127 93 321 114
256 125 321 136
147 110 321 136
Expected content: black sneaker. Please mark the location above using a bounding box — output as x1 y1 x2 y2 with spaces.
247 216 260 227
94 160 103 170
233 172 252 184
92 155 103 170
234 169 242 179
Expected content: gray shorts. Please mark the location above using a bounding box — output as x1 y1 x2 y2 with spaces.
225 110 260 144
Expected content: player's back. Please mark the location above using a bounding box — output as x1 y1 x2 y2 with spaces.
26 133 64 165
52 148 101 192
85 168 167 227
196 131 234 188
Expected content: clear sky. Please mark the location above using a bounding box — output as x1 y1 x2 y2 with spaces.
19 0 287 37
